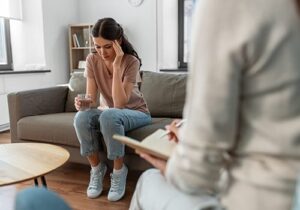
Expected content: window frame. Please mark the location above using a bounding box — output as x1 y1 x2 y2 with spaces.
0 18 13 71
178 0 187 69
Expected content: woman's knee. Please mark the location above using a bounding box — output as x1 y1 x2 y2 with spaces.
73 111 90 129
99 108 122 127
74 110 99 130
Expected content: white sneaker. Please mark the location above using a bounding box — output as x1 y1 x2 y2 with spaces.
107 165 128 201
87 164 107 198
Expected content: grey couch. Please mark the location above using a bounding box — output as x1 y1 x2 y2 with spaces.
7 71 187 170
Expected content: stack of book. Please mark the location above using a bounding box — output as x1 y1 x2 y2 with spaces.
72 29 89 48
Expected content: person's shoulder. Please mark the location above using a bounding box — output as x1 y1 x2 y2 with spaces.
86 52 101 62
252 0 300 41
249 0 298 25
123 54 139 66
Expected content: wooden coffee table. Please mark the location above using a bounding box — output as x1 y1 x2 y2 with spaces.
0 143 70 187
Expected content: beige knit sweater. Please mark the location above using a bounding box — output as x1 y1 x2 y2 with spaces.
166 0 300 204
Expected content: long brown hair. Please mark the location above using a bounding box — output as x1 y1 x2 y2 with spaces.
92 18 142 67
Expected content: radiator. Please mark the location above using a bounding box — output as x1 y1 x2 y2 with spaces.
0 94 10 132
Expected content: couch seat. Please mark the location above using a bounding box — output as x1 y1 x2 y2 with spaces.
17 113 174 154
18 113 79 147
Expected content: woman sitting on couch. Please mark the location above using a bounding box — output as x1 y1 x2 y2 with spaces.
73 17 151 202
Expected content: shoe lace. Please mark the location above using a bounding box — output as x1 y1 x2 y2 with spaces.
110 173 121 192
89 170 101 189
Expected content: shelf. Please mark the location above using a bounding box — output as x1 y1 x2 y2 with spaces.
68 24 94 75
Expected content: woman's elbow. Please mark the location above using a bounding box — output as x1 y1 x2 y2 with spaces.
114 97 130 109
113 101 127 109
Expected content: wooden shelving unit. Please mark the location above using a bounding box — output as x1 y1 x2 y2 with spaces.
68 24 95 74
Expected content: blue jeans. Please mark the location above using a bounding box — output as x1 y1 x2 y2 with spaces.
15 187 71 210
73 108 151 160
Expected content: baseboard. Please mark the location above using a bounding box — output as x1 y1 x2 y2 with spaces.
0 123 10 132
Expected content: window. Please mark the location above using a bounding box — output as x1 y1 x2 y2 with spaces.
0 18 12 70
178 0 194 69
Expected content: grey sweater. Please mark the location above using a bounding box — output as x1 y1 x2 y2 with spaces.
166 0 300 203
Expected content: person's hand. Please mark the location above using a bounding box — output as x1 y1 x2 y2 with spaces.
74 94 92 111
74 96 82 111
112 40 124 71
165 119 181 143
139 152 167 175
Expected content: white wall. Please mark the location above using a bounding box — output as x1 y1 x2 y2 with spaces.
3 0 179 88
0 0 178 130
77 0 158 71
0 0 78 130
42 0 79 84
1 0 79 90
5 0 176 88
0 94 9 131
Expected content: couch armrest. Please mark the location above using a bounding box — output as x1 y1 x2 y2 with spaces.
7 86 69 142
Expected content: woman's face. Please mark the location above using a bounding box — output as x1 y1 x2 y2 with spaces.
93 37 116 62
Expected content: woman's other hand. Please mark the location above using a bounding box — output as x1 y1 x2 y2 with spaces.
74 96 82 111
74 94 92 111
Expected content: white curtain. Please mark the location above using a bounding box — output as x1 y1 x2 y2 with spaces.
0 0 22 20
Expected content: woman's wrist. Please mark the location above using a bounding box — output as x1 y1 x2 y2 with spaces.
113 67 122 74
112 69 122 79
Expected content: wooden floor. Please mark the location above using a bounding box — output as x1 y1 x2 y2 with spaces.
0 131 141 210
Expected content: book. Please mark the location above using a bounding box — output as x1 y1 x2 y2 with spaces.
72 34 79 47
76 33 84 47
72 34 78 47
113 129 177 160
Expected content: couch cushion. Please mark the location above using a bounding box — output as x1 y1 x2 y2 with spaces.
140 71 187 118
18 113 175 155
18 113 80 147
65 72 86 112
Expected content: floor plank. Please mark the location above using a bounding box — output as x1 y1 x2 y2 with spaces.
0 130 11 144
0 131 141 210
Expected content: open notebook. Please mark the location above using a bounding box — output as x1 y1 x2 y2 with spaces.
113 129 177 160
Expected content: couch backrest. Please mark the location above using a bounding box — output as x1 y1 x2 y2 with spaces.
140 71 187 118
65 71 188 118
65 72 86 112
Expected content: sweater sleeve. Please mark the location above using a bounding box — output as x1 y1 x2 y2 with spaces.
165 0 249 194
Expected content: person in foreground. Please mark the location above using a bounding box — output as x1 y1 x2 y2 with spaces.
14 188 71 210
129 0 300 209
73 17 151 201
293 176 300 210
